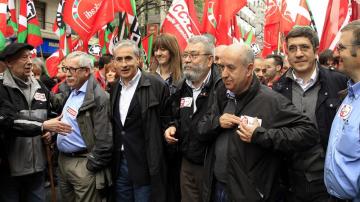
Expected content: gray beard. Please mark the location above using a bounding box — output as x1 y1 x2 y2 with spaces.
183 64 206 82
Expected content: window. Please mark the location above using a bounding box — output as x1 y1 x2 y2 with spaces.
34 0 46 29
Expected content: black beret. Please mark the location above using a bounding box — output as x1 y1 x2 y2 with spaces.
0 43 34 61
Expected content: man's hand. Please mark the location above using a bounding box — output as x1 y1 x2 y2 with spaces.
43 114 72 135
219 113 241 128
42 132 53 145
164 126 178 144
237 117 260 143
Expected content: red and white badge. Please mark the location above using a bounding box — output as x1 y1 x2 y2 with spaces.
239 115 262 127
34 92 47 102
66 106 78 119
180 97 193 108
339 104 352 120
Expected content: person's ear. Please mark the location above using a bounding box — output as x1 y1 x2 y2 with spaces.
247 63 254 76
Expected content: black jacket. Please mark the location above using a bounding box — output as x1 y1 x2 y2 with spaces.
272 66 347 199
169 65 222 164
199 76 319 202
0 69 52 176
273 66 348 149
111 71 169 202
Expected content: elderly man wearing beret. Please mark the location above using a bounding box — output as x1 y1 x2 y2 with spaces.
0 43 72 202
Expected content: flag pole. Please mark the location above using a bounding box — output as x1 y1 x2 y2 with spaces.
277 0 282 54
305 0 318 33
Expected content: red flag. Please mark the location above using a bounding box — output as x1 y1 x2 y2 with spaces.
351 0 360 21
18 0 43 47
114 0 135 14
72 37 86 52
294 0 311 26
202 0 247 45
141 34 154 65
161 0 201 50
216 0 247 45
202 0 218 37
63 0 115 42
319 0 351 51
46 50 61 78
5 0 17 37
279 0 294 34
231 16 242 43
262 0 280 57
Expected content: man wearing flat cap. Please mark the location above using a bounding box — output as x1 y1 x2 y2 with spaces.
0 43 72 202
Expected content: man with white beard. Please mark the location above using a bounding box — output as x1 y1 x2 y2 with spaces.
164 36 223 202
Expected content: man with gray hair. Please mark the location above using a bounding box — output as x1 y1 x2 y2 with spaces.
111 40 169 202
56 51 113 202
164 35 222 201
198 44 319 201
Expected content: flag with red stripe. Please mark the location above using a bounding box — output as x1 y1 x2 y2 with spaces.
5 0 17 37
161 0 201 50
18 0 43 47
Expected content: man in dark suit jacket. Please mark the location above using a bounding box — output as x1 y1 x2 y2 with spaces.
273 26 348 202
111 40 169 202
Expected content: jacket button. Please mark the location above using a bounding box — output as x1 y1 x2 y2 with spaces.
303 110 306 113
121 131 125 135
325 92 328 96
330 104 334 107
189 115 192 119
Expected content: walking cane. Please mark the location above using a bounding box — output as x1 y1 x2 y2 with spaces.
44 133 57 202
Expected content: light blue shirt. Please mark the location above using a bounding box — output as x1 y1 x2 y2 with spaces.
325 80 360 202
57 81 88 153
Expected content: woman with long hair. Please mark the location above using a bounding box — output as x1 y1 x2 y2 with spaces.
150 34 183 202
150 33 182 94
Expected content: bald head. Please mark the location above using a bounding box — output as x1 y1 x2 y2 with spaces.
225 44 254 67
219 44 255 95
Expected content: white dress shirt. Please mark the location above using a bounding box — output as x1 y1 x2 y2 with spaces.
119 70 142 125
292 67 318 91
185 69 212 113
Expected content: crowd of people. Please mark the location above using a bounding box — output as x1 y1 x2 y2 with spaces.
0 21 359 202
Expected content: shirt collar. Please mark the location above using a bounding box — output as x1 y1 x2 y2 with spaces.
185 69 212 90
348 80 360 99
226 90 236 99
291 66 318 85
156 67 172 81
119 68 142 87
73 80 88 95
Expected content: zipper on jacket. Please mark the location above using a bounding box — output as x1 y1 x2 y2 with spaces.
28 86 36 173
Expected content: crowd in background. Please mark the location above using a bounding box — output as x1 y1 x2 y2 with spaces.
0 21 360 202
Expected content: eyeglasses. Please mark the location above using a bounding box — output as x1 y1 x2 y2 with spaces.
335 43 360 52
61 66 87 74
181 53 211 60
287 44 311 53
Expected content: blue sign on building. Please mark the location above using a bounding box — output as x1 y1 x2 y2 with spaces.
36 38 59 57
